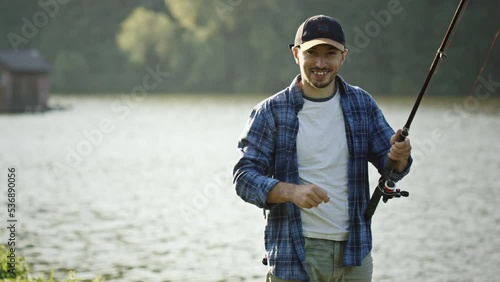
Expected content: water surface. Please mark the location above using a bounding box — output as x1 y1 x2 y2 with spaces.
1 94 499 282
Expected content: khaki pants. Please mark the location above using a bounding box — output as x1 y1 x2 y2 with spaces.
304 237 372 282
266 238 373 282
266 271 299 282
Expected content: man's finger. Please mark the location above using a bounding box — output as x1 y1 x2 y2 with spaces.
391 129 403 145
313 187 330 203
393 139 411 149
308 193 323 205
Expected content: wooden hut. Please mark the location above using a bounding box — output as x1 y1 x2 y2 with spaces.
0 49 51 112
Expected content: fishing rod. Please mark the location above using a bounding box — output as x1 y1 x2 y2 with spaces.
364 0 469 220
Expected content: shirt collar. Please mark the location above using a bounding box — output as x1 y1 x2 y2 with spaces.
288 75 305 114
288 74 347 113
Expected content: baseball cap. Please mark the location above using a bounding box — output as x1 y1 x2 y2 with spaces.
289 15 346 51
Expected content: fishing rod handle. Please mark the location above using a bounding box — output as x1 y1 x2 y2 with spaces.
364 188 382 220
364 128 410 220
364 176 386 220
397 127 409 142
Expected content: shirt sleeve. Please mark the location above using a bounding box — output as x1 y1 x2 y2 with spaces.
367 96 412 181
233 105 279 210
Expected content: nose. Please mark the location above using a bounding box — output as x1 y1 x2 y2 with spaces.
315 55 327 68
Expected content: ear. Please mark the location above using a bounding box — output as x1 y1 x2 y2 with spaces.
292 47 300 65
339 49 349 66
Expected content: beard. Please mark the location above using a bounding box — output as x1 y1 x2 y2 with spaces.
303 69 336 89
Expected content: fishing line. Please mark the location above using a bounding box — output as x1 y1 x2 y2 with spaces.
468 26 500 97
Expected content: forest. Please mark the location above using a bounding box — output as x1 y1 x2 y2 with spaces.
0 0 498 96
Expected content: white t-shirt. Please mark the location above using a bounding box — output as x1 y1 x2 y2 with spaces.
297 86 350 241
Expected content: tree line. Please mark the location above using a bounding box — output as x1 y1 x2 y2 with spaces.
1 0 498 96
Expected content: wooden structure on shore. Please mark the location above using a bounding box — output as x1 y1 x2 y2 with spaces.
0 49 51 112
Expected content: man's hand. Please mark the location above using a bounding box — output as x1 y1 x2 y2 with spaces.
389 129 412 173
291 184 330 209
266 182 329 209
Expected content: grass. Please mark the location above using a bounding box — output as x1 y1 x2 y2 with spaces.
0 246 104 282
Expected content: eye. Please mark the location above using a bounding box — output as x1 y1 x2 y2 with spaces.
306 50 317 56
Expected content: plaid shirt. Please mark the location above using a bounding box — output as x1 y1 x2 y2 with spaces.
233 75 411 281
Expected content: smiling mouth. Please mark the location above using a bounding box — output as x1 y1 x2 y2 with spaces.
311 69 331 77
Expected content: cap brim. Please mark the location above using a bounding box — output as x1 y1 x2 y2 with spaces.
299 38 345 51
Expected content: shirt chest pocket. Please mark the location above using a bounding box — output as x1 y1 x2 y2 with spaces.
344 116 369 156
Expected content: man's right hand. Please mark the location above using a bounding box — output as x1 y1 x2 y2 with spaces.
291 184 330 208
266 182 329 209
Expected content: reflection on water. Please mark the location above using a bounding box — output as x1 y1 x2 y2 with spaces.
0 95 499 282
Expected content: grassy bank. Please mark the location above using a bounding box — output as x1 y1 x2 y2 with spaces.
0 246 103 282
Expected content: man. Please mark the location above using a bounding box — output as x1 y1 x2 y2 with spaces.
233 15 412 282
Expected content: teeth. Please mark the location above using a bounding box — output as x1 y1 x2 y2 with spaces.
314 71 327 75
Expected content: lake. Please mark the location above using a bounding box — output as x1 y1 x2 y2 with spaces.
0 94 499 282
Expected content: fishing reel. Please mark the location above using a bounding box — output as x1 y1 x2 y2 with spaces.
377 177 409 203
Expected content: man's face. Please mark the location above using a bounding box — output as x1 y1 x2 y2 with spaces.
293 44 347 89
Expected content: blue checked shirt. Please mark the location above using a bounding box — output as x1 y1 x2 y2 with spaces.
233 75 412 281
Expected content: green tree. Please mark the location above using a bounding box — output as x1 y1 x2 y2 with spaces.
1 0 497 95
